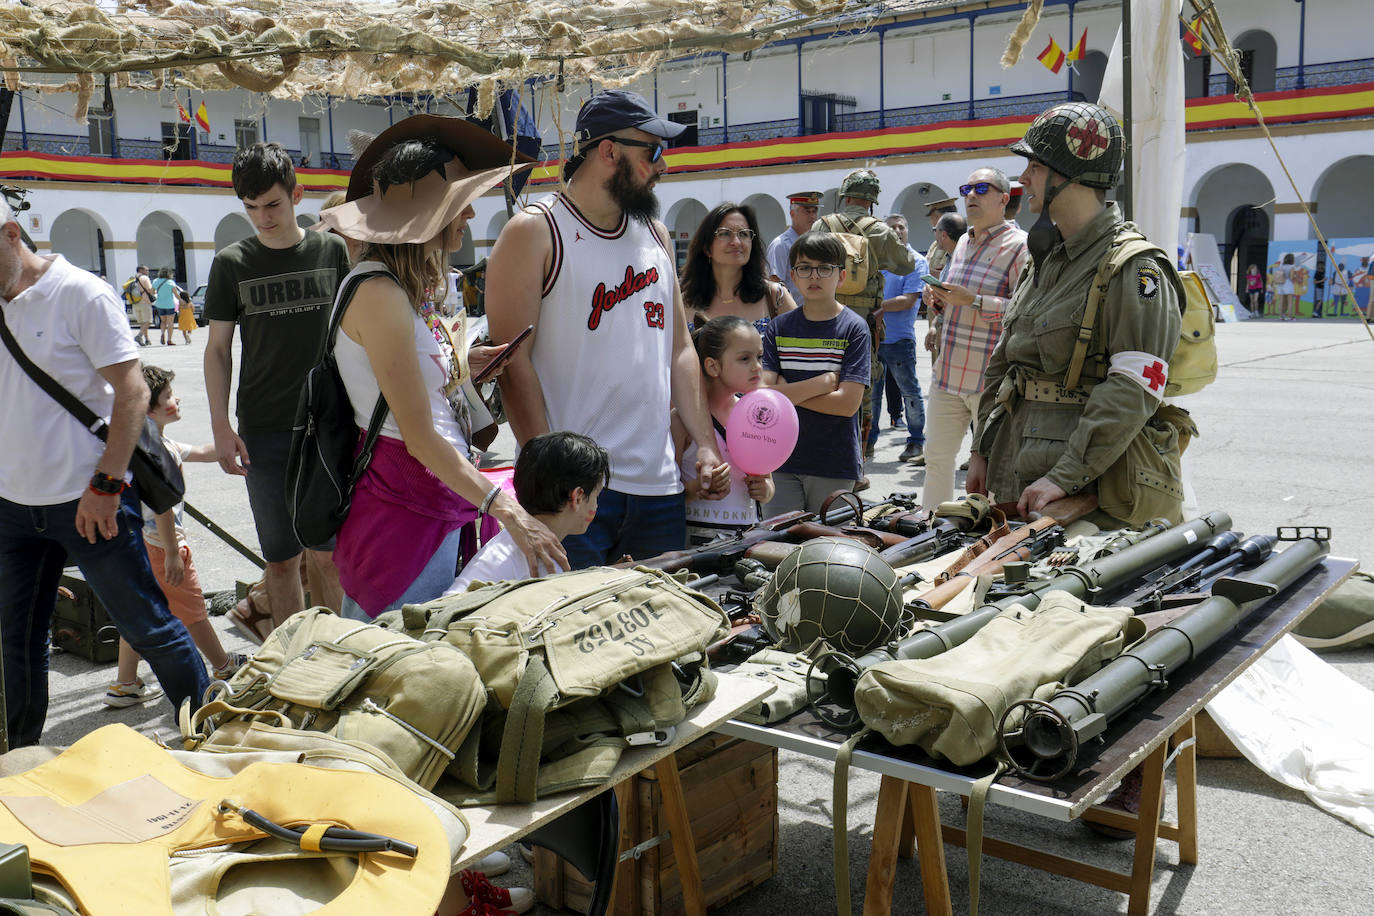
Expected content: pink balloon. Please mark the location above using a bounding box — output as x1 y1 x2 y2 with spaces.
725 388 799 476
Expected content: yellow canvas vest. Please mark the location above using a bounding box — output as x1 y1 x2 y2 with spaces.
0 725 451 915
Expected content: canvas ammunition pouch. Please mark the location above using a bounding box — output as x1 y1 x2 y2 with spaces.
731 649 821 725
1095 402 1197 527
0 725 454 915
379 567 731 804
183 607 485 793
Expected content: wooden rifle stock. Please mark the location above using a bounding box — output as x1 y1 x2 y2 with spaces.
993 490 1100 525
912 516 1062 611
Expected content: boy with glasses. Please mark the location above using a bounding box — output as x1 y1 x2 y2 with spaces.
760 232 871 514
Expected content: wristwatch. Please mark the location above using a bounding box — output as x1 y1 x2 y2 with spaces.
975 294 985 311
88 471 126 495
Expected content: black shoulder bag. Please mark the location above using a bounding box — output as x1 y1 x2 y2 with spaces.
285 268 391 549
0 304 184 513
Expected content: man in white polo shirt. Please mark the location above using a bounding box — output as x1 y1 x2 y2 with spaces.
0 200 208 746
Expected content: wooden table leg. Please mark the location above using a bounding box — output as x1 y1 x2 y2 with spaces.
898 781 918 858
861 775 908 916
1173 717 1199 865
1127 741 1170 916
908 783 953 916
655 753 706 916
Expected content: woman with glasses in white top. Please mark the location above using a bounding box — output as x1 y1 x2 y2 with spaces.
681 202 797 333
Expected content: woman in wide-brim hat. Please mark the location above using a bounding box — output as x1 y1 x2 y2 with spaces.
318 115 566 621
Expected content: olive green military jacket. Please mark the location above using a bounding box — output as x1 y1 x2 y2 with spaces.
925 237 949 277
817 204 916 307
973 203 1183 503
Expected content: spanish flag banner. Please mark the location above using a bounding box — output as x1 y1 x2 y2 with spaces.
1037 37 1066 74
194 100 211 134
1065 28 1088 65
1184 15 1206 56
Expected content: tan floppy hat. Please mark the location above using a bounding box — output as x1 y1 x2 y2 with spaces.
318 114 535 245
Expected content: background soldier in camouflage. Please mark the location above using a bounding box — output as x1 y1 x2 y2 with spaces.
815 169 915 476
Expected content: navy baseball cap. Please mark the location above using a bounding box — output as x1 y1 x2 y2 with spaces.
574 90 686 146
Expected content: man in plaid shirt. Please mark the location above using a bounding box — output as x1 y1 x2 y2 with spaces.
920 166 1028 511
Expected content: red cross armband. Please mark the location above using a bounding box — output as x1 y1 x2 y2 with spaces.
1108 351 1169 400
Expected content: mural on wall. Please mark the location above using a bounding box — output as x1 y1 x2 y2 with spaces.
1264 238 1374 319
1323 238 1374 319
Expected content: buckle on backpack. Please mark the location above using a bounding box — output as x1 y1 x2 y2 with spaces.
626 727 675 747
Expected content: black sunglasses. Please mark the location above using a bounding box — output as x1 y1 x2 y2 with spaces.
605 136 665 163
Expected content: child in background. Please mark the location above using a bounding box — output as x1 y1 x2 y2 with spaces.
444 432 609 593
760 231 870 514
673 316 775 545
103 366 247 707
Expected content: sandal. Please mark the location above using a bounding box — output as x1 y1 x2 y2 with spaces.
228 594 274 646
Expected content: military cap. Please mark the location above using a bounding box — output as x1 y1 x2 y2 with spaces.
924 196 959 214
786 191 822 205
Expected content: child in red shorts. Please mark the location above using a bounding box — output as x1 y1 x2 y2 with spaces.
103 366 247 707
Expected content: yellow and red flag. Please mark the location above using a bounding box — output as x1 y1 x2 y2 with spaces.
194 100 211 134
1037 37 1066 74
1183 16 1205 56
1066 28 1088 65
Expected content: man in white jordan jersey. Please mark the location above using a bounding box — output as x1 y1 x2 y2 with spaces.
488 90 727 567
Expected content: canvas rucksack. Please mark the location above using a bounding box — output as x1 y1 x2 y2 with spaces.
378 566 731 804
182 607 486 792
817 213 873 296
285 263 391 549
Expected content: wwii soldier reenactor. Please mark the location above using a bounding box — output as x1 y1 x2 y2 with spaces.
968 102 1190 529
815 169 915 472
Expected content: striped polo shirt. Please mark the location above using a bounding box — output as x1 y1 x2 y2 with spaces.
762 306 871 481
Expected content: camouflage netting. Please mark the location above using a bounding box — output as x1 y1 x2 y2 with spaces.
0 1 954 120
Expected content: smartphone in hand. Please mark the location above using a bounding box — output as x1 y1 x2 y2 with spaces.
922 274 949 290
473 324 533 383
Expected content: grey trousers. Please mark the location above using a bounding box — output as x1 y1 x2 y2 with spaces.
765 473 857 516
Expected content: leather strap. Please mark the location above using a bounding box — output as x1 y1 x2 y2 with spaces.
1063 232 1155 391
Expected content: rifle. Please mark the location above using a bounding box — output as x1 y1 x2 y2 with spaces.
907 518 1064 615
1120 533 1277 613
633 492 914 576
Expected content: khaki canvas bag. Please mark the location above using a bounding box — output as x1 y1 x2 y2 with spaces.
183 607 485 792
380 566 730 803
852 591 1139 765
817 213 873 296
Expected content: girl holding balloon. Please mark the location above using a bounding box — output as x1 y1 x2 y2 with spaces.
673 316 797 545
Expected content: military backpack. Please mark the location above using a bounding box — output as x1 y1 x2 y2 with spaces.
378 566 730 804
816 213 874 296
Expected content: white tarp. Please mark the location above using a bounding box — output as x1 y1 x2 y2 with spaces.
1206 635 1374 836
1097 0 1186 255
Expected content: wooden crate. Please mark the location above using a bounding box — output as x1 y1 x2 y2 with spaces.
535 733 779 915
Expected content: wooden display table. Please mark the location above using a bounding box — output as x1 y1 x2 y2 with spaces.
717 557 1356 915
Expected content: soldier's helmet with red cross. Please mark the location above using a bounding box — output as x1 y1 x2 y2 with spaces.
1009 102 1124 190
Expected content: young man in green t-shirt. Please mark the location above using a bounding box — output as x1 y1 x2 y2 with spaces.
203 142 351 642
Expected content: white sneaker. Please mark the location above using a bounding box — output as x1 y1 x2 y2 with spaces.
103 678 163 708
474 850 511 877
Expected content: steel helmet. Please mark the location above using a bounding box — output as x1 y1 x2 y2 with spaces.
838 169 881 204
757 537 908 656
1009 102 1124 190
